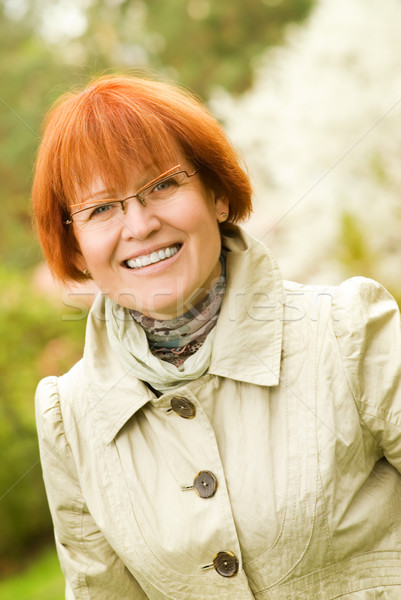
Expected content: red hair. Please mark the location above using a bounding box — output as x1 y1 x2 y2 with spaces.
32 75 253 283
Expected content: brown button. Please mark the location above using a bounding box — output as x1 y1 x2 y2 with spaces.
213 551 239 577
170 397 196 419
193 471 217 498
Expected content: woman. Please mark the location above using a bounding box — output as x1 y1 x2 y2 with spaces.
33 75 401 599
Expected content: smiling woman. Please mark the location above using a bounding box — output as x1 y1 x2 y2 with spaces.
32 75 401 599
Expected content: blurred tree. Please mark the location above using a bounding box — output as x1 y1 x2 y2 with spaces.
144 0 314 94
0 3 71 270
34 0 314 96
84 0 314 95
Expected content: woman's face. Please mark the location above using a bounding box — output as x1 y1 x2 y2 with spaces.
73 157 229 319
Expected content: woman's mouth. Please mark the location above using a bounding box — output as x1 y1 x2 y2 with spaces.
124 244 181 270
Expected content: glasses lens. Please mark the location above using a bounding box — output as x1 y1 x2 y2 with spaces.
140 171 187 204
73 201 124 231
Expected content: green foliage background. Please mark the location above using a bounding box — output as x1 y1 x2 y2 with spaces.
0 268 86 575
0 0 315 585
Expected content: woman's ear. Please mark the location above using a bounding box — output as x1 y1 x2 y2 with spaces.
215 194 230 223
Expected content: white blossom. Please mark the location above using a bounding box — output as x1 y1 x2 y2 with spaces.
212 0 401 292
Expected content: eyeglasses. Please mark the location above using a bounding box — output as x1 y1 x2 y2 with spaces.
64 165 199 232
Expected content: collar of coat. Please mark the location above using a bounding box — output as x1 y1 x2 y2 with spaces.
78 225 284 443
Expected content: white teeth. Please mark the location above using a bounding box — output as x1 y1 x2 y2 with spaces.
125 245 180 269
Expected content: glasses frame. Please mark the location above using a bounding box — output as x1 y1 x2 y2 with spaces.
64 165 200 226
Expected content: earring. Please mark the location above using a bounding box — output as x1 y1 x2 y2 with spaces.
82 268 90 276
218 212 228 223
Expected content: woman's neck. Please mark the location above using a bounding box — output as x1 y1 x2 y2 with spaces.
130 255 226 367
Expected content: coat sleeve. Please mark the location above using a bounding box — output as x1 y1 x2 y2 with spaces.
35 376 149 600
332 276 401 472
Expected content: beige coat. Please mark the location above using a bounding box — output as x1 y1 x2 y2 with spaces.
36 226 401 599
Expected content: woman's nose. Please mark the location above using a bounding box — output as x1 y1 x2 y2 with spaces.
120 198 162 241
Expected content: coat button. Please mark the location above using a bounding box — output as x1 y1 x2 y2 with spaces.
213 551 239 577
193 471 217 498
170 397 196 418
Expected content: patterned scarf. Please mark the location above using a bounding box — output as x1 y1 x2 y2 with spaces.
130 256 226 367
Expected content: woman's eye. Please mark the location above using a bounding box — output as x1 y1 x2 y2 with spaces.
152 177 179 194
154 180 173 192
90 202 115 218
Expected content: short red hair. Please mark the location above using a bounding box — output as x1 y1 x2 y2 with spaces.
32 75 253 283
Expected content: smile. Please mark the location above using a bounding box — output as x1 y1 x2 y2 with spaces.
124 244 181 269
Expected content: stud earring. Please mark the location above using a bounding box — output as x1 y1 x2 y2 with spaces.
219 212 228 223
82 268 90 276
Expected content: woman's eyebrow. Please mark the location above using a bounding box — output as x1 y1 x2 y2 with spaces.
72 171 155 208
135 165 182 193
70 189 116 209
